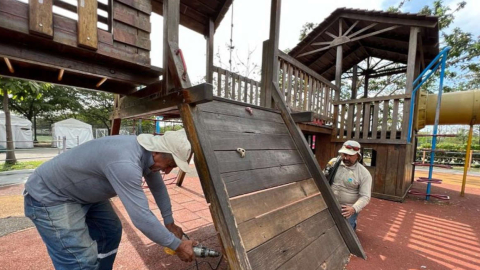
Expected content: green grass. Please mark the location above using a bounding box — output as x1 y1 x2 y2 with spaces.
0 160 45 172
451 166 480 173
35 136 52 143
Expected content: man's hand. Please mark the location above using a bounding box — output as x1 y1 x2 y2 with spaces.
175 239 198 262
341 205 355 218
165 222 184 239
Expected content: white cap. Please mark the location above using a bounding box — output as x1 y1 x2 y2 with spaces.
338 140 362 158
137 129 193 173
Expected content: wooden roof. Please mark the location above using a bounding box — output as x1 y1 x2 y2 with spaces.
289 8 440 81
151 0 232 35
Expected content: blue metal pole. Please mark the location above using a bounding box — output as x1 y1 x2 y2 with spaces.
426 48 450 200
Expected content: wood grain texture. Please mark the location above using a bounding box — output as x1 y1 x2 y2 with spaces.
201 112 289 135
239 194 327 251
215 150 304 174
116 0 152 14
223 164 312 198
29 0 53 38
114 2 151 32
385 145 399 195
231 178 319 224
198 100 284 123
248 210 337 270
113 21 151 50
77 0 98 50
208 131 296 151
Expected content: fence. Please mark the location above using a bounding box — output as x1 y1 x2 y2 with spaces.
416 149 480 168
333 94 409 143
212 66 261 105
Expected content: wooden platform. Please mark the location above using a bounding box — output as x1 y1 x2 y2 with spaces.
180 98 365 269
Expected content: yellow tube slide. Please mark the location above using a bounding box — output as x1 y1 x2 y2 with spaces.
417 89 480 130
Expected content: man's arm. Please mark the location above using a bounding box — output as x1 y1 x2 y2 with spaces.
352 169 372 213
104 162 181 250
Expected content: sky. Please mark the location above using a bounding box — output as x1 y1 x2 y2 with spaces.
149 0 480 84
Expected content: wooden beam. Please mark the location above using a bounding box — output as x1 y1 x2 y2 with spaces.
351 64 357 99
58 69 64 81
214 0 233 29
270 82 366 258
340 13 438 28
333 94 410 105
29 0 53 38
163 0 180 95
402 27 419 140
112 83 213 119
3 57 14 73
77 0 98 50
343 20 359 36
96 77 108 88
347 23 378 39
205 19 214 84
333 44 342 130
291 111 314 123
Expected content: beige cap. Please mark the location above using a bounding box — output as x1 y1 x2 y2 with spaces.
338 140 362 158
137 129 193 173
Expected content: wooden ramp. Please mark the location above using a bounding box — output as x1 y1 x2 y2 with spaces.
180 97 365 270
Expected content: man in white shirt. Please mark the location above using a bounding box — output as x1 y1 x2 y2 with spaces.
324 140 372 230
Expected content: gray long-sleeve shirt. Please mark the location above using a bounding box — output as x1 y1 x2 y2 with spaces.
25 135 181 250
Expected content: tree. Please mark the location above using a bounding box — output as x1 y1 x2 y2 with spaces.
75 90 114 134
0 78 17 164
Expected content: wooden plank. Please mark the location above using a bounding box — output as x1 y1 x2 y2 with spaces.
239 194 327 251
319 242 351 270
216 71 222 96
248 211 339 270
232 73 236 100
276 226 347 270
113 21 151 50
363 103 371 139
286 63 292 107
373 145 387 194
243 77 248 102
179 104 252 270
116 0 152 14
77 0 98 50
280 60 286 103
385 145 399 195
216 149 304 174
230 178 319 223
293 69 299 109
381 100 389 140
208 131 296 151
198 100 284 123
249 80 254 104
291 111 314 123
354 103 362 139
371 101 380 139
339 12 437 28
333 94 410 105
391 99 399 139
223 164 312 198
303 73 308 110
163 0 179 94
205 19 214 84
114 2 151 32
402 27 419 140
396 145 407 196
224 70 230 98
339 105 346 139
271 83 365 258
29 0 53 38
346 104 354 139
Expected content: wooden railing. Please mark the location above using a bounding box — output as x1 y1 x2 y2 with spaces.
277 51 337 124
333 94 410 143
212 66 261 105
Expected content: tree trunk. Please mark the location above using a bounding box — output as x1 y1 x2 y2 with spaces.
3 88 17 165
33 114 38 143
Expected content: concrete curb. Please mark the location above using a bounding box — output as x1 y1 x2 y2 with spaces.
0 169 35 176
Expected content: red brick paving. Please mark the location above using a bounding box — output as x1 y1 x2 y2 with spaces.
1 169 480 270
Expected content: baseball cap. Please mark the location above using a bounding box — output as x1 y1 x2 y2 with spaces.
137 129 193 173
338 140 362 158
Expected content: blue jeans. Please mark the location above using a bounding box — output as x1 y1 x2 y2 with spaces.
348 212 359 231
24 194 122 270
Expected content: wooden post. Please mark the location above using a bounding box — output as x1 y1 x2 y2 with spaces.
29 0 53 38
77 0 98 50
163 0 180 95
260 0 281 108
364 74 369 98
205 19 214 84
333 43 342 136
402 27 419 140
351 65 358 99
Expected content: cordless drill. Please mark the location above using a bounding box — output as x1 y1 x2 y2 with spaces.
164 245 220 258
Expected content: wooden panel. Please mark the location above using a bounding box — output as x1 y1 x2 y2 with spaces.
208 131 296 151
371 101 380 139
346 104 354 139
396 145 407 196
276 226 348 270
385 145 399 195
77 0 98 50
354 103 362 139
29 0 53 38
231 178 318 223
113 21 151 50
373 145 388 194
381 100 389 140
339 105 346 139
201 112 289 135
116 0 152 14
239 194 327 251
391 99 399 139
363 103 371 139
199 100 284 123
114 2 151 32
216 150 304 173
248 211 339 270
223 164 312 198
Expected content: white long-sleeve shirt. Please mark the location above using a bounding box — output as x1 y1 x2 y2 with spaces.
331 161 372 213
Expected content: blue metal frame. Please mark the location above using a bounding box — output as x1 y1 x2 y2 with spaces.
407 46 450 200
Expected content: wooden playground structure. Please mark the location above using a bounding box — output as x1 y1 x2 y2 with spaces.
0 0 453 269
